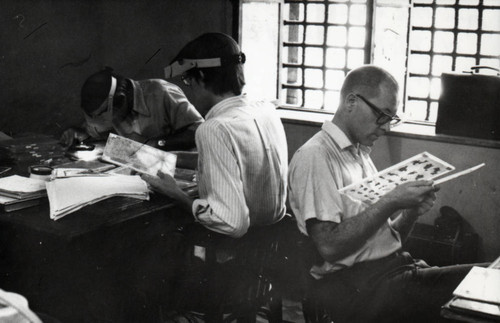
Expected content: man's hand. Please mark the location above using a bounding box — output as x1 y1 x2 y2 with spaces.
410 187 438 216
382 181 438 210
141 171 195 213
60 128 89 147
141 171 183 199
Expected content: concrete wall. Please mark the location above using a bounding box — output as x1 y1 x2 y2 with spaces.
284 121 500 262
0 0 233 136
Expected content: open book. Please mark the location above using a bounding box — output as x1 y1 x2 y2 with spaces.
339 152 455 204
46 174 149 221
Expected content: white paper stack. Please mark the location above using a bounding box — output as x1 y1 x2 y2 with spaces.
453 266 500 304
0 175 47 199
46 174 149 220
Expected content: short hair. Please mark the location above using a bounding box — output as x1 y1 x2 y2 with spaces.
80 67 128 114
340 65 399 101
172 33 245 96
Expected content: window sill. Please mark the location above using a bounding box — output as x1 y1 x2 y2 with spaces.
277 108 500 150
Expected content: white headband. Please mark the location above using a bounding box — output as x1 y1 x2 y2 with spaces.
108 76 117 99
164 53 246 79
164 58 222 79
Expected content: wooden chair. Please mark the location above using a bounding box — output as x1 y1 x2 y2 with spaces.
296 233 334 323
175 221 290 323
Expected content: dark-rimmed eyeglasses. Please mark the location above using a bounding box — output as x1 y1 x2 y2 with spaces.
355 94 401 127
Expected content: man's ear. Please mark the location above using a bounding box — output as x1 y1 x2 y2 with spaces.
192 70 206 88
345 93 357 112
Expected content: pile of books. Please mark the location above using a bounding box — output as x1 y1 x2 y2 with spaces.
0 175 47 212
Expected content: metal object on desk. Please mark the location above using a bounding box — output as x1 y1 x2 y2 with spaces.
65 142 103 161
29 165 53 181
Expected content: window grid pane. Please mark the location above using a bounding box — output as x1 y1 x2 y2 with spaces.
408 1 500 122
280 0 499 122
282 0 372 110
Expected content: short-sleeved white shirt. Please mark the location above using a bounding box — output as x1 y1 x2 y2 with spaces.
288 121 402 278
85 79 203 139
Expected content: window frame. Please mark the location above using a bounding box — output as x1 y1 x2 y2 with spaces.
239 0 500 128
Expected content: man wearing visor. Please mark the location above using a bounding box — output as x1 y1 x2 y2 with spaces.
140 32 288 316
60 67 203 150
288 65 476 323
144 32 287 238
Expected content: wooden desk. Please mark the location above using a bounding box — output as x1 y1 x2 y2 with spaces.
0 135 194 322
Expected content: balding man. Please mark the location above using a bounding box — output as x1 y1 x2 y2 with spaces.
288 65 475 323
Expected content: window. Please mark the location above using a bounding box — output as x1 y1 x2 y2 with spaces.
406 0 500 123
241 0 500 124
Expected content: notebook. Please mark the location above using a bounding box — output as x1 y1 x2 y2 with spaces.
453 266 500 305
0 175 47 199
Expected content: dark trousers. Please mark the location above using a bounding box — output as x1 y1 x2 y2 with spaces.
310 252 481 323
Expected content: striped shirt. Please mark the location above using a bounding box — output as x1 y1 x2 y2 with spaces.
192 95 288 238
288 121 402 277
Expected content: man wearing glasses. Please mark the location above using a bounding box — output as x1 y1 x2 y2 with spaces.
60 67 203 150
288 65 474 322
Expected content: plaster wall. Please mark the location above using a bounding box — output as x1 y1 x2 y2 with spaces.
0 0 232 136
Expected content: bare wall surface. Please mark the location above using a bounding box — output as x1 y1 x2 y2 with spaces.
284 121 500 262
371 135 500 262
0 0 232 137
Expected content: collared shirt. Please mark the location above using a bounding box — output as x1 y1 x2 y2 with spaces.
288 120 402 278
0 289 42 323
192 95 288 238
85 79 203 139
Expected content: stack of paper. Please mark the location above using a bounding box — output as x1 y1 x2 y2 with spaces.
0 175 47 199
0 175 47 212
46 174 149 220
453 266 500 304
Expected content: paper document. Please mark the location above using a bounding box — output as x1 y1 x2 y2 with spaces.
101 134 177 177
46 174 149 220
51 168 114 179
340 152 454 204
0 175 47 199
453 266 500 304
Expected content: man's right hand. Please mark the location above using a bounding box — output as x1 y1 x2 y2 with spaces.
382 181 438 210
60 128 89 147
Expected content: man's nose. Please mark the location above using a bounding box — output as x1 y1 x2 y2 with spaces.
380 122 391 132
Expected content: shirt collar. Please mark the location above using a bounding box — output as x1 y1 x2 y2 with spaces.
321 120 371 154
205 94 247 120
130 80 150 116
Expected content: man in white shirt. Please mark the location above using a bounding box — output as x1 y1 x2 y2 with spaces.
141 33 288 316
144 32 287 237
288 65 475 323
